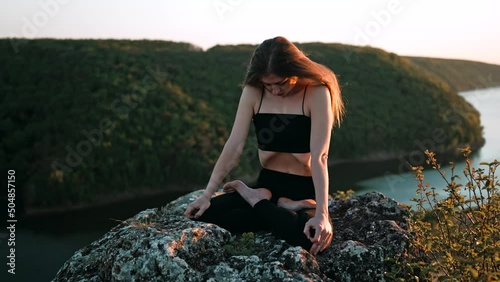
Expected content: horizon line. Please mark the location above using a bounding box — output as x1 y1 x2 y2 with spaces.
2 36 499 66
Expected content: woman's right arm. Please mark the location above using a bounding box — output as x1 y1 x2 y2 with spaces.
184 85 259 218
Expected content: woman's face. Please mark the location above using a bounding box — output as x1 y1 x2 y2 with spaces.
261 74 298 96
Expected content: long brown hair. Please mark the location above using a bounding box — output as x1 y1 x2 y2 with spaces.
243 36 345 127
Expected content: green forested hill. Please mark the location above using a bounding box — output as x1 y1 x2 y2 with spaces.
405 56 500 92
296 43 484 159
0 39 486 209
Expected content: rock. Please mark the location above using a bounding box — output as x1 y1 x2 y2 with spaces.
53 191 410 282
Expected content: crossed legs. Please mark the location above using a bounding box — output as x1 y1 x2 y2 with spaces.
222 180 316 249
223 180 317 210
197 179 317 249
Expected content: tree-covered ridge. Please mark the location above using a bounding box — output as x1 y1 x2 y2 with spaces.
1 39 227 207
405 56 500 92
0 39 486 209
293 43 484 160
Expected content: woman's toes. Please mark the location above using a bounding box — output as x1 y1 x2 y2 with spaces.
223 180 244 193
223 182 235 192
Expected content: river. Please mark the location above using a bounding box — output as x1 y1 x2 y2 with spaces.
355 87 500 206
4 87 499 282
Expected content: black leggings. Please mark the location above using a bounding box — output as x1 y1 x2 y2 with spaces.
197 168 317 250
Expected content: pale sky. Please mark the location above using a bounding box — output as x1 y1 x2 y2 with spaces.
1 0 499 65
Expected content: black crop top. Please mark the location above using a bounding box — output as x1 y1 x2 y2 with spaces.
252 86 311 153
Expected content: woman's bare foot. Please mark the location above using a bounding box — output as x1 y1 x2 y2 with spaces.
277 197 316 211
223 180 272 207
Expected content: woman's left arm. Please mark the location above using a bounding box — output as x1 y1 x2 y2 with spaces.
304 84 334 255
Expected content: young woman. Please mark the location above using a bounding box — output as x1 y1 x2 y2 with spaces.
184 36 344 255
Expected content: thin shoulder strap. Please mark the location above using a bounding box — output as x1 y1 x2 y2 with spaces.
256 86 265 114
302 84 308 115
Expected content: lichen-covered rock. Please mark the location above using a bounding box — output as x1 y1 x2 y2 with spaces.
53 191 410 282
317 191 411 281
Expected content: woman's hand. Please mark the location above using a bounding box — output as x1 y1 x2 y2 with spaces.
303 215 333 255
184 195 211 219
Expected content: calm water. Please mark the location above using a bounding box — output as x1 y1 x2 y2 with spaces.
2 192 187 282
355 87 500 206
3 87 499 282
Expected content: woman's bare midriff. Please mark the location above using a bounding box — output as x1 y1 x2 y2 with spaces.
259 150 312 176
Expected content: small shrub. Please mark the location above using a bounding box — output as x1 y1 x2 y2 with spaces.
387 148 500 281
333 189 355 201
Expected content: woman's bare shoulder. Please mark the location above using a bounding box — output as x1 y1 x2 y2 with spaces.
242 84 262 97
240 85 262 111
305 83 330 103
304 83 331 116
306 83 329 94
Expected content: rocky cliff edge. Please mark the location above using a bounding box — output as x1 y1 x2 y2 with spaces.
53 191 411 282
